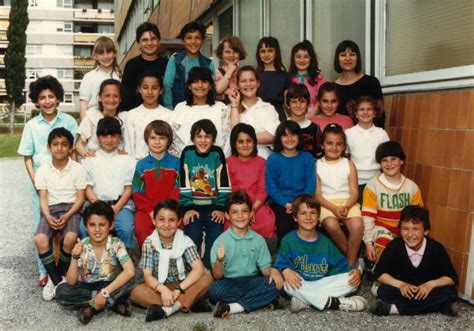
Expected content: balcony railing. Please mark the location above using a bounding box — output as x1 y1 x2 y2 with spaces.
74 33 112 44
74 56 95 67
74 9 114 21
0 55 4 66
0 7 9 18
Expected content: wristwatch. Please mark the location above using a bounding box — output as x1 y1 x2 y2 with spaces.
100 288 110 298
175 284 186 294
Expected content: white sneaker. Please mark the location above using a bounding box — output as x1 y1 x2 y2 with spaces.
290 297 310 313
338 296 368 312
371 281 380 297
42 276 56 301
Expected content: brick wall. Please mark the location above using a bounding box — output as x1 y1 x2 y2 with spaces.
384 88 474 299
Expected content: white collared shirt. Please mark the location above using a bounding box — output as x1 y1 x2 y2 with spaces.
405 238 427 268
79 67 121 112
81 149 136 201
35 158 87 205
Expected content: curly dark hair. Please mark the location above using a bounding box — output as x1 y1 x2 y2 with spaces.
28 75 64 104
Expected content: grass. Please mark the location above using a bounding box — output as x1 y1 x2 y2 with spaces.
0 133 22 158
192 322 208 331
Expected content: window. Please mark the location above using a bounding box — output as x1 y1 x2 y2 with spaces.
74 46 92 57
239 0 260 65
97 1 114 10
218 7 233 40
26 68 42 80
57 69 73 80
59 45 73 56
98 24 114 34
57 0 72 8
26 45 42 56
311 0 367 81
64 93 73 103
375 0 474 91
57 22 73 32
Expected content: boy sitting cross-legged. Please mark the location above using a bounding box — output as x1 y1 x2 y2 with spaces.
274 194 367 313
55 201 136 324
34 128 86 301
130 199 213 322
209 191 284 319
371 205 458 316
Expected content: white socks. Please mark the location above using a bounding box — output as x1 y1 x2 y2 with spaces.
162 302 182 316
389 304 399 315
228 303 245 314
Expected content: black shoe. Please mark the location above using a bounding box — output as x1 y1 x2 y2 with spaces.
213 302 230 319
266 298 281 310
440 302 458 317
190 297 213 313
111 298 132 317
77 307 96 325
145 304 166 322
370 300 391 316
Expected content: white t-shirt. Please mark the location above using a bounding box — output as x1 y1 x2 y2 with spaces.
81 149 136 203
79 67 121 112
125 104 172 160
237 98 280 159
317 157 351 200
172 101 230 156
345 124 389 185
35 159 87 205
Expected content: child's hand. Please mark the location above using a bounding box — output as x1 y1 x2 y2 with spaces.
183 210 199 225
282 268 302 290
57 214 70 229
71 238 83 258
216 241 225 262
93 292 107 310
117 149 128 155
269 268 284 290
348 268 362 287
160 286 174 307
338 205 348 217
229 88 241 106
84 150 96 158
172 288 181 302
45 215 59 229
415 281 434 300
111 205 119 217
399 282 417 299
365 244 376 262
227 62 238 74
249 209 256 225
285 203 292 214
211 210 225 223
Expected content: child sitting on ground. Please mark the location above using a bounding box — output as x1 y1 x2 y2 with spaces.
130 199 213 322
363 141 423 268
79 117 136 250
18 75 78 286
179 119 231 269
274 195 367 313
371 205 458 316
56 201 136 324
34 128 86 301
132 120 180 248
209 191 284 319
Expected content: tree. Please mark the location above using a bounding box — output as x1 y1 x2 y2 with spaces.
4 0 29 134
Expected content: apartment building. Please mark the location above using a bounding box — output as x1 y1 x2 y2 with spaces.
0 0 115 113
115 0 474 302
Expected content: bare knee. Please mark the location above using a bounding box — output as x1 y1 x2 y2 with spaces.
62 232 77 252
345 217 363 236
34 234 50 253
322 217 340 232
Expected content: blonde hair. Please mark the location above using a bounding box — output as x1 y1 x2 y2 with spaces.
92 36 121 78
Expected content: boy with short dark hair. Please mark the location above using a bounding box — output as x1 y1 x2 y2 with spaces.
55 201 136 325
180 119 231 269
209 191 283 319
80 117 136 249
130 199 213 322
163 21 215 109
121 22 168 110
363 141 423 266
371 205 458 316
133 120 180 248
18 75 78 286
274 194 367 313
34 128 86 301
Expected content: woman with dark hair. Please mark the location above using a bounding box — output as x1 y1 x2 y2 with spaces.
333 40 385 127
172 67 230 155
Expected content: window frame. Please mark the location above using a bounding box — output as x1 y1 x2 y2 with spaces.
374 0 474 93
63 92 73 103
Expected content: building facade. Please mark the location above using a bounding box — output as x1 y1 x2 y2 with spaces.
0 0 115 113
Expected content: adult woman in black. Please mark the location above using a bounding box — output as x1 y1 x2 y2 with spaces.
333 40 385 127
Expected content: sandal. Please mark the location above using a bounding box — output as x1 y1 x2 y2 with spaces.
77 307 96 325
112 298 132 317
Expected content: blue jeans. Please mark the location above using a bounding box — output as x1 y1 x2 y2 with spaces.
79 207 135 248
184 205 224 269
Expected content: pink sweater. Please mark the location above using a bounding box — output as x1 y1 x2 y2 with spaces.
310 113 354 131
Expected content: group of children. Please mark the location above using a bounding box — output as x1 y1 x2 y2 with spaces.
17 19 459 324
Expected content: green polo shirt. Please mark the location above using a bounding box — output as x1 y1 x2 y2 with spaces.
211 228 271 278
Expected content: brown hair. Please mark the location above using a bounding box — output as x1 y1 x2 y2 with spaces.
291 194 321 218
144 120 173 147
348 96 382 120
215 36 247 60
92 36 121 78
